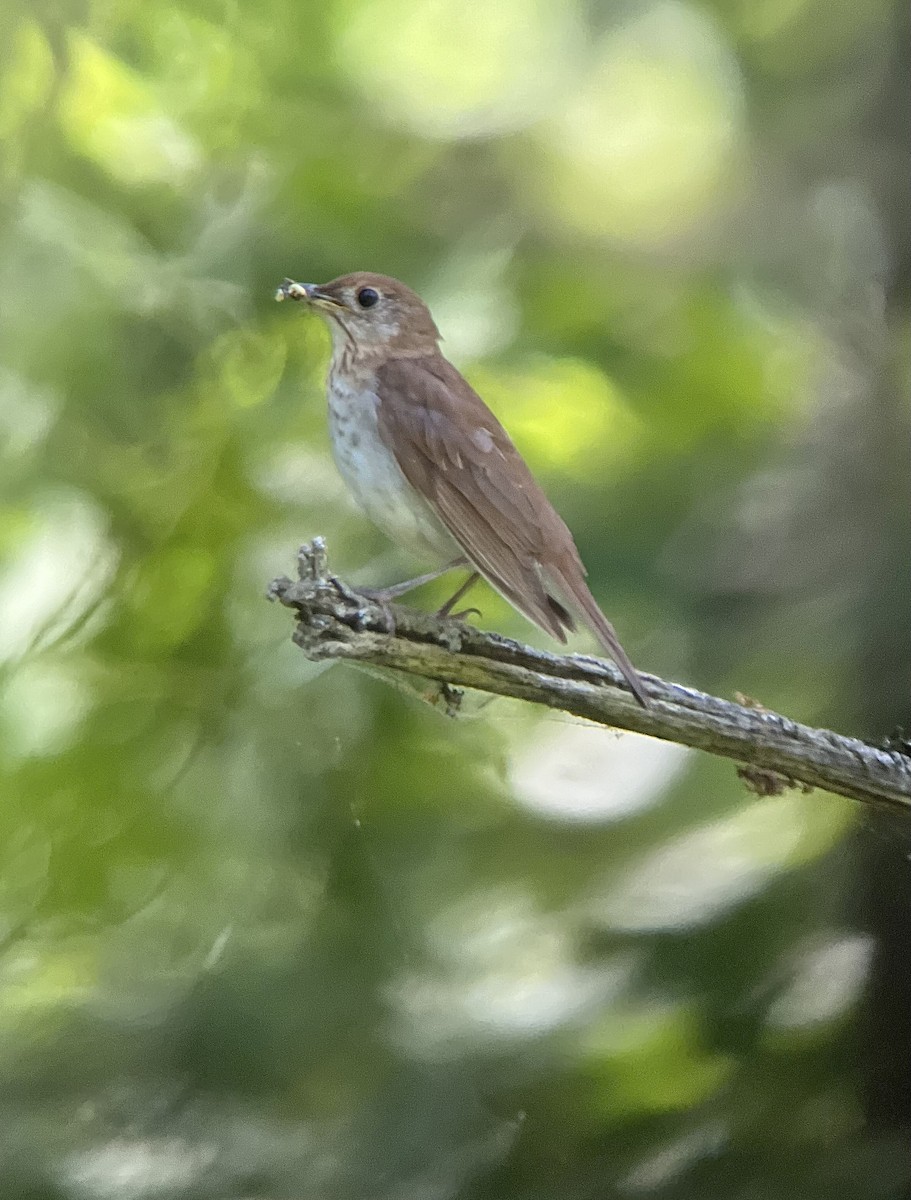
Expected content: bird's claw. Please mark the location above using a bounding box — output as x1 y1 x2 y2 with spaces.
329 576 397 636
442 606 482 623
328 574 363 605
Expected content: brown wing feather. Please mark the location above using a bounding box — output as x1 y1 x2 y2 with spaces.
374 355 649 706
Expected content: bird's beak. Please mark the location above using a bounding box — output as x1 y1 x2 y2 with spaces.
275 279 342 307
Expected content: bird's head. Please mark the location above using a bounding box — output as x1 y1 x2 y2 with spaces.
277 272 441 359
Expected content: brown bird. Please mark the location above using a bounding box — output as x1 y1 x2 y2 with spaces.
277 272 650 707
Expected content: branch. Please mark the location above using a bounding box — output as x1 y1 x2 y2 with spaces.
268 540 911 813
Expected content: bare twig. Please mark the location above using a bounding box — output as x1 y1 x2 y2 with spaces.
268 540 911 813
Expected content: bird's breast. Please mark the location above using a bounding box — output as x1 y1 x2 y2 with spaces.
326 369 456 561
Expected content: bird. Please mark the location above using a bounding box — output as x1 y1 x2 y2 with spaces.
276 272 650 707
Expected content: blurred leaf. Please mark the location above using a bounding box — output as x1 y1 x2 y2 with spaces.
59 32 200 186
584 1005 734 1115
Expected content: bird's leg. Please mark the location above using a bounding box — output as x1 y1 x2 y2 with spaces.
330 557 469 637
354 557 467 604
437 572 481 620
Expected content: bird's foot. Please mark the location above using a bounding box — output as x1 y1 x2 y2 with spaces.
329 576 398 636
440 605 482 623
437 571 481 619
327 574 363 606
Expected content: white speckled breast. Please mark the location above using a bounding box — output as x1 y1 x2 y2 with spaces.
327 367 457 561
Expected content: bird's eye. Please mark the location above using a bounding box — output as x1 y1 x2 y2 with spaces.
356 287 380 309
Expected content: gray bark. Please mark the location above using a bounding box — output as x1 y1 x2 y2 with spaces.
268 540 911 813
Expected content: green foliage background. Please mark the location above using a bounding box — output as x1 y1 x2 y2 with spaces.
0 0 908 1196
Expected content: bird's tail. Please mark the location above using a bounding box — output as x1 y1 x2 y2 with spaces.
544 565 650 708
579 593 650 708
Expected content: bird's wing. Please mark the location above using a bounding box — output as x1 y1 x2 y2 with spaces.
374 354 578 639
373 355 649 706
